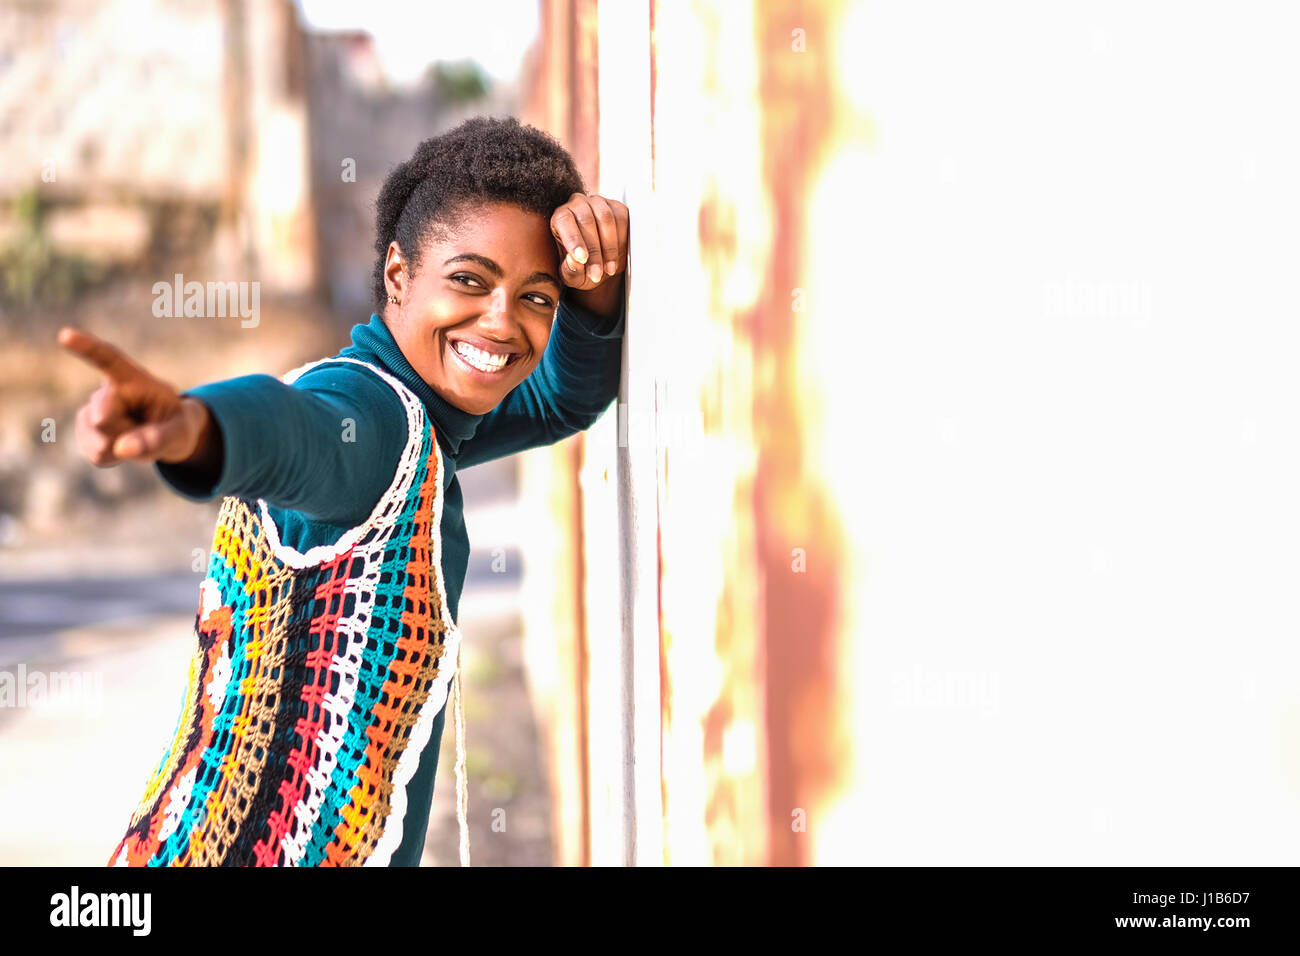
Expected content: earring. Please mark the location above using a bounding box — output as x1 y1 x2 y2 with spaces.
388 295 399 304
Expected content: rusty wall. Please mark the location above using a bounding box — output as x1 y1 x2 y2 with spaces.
518 0 866 866
516 0 601 868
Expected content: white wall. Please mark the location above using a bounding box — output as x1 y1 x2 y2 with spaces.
835 0 1300 863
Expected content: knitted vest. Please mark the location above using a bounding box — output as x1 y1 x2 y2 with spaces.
107 357 470 867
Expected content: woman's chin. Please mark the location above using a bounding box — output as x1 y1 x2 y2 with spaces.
441 387 499 415
460 397 497 415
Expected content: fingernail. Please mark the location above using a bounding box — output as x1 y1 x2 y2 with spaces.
117 436 141 457
588 264 603 282
605 261 617 275
573 246 588 264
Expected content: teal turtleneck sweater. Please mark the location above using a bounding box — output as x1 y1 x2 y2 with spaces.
153 290 625 865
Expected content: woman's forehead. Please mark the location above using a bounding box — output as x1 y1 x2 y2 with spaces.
427 205 557 262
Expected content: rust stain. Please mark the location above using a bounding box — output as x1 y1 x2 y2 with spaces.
697 189 739 278
649 0 658 192
751 0 854 866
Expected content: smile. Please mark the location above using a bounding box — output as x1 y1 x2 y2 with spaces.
448 338 522 376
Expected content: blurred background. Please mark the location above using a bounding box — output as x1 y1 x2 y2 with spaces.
0 0 554 866
5 0 1300 867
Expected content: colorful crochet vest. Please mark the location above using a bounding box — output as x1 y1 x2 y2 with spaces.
107 356 470 867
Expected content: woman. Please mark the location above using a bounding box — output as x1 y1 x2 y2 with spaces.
59 116 629 866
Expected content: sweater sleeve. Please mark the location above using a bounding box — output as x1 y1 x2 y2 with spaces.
455 288 625 470
154 362 409 528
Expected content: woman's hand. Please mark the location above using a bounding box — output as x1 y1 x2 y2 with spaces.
58 327 218 471
550 192 629 318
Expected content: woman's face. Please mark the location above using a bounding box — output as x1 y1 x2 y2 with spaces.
384 202 563 415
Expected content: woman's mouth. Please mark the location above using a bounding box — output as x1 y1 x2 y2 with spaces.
447 337 522 379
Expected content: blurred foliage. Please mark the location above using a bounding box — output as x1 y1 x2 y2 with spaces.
0 187 105 310
467 648 504 686
482 768 523 801
428 59 491 104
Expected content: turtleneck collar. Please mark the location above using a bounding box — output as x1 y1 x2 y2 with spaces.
339 313 484 460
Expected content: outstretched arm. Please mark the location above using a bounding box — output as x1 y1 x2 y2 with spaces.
155 363 407 526
59 327 406 527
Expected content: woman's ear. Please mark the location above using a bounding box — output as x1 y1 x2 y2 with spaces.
384 241 407 304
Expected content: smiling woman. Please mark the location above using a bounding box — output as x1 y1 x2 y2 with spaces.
384 203 563 415
59 115 628 867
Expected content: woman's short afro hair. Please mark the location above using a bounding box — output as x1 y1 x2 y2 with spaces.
370 115 585 311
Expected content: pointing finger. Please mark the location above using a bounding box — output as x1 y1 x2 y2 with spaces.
58 327 146 384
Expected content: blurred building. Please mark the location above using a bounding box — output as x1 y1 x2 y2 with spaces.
0 0 314 295
304 30 515 317
515 0 863 866
0 0 515 315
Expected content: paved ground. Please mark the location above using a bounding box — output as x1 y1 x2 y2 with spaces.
0 460 555 866
419 578 554 867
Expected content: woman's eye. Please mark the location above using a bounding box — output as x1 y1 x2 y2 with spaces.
453 275 551 308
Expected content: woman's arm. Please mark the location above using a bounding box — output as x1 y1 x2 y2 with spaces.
156 364 408 526
59 327 407 528
454 286 625 470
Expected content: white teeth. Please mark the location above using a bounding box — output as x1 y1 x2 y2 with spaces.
453 340 510 372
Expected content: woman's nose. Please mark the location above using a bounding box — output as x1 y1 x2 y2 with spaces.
483 286 520 326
